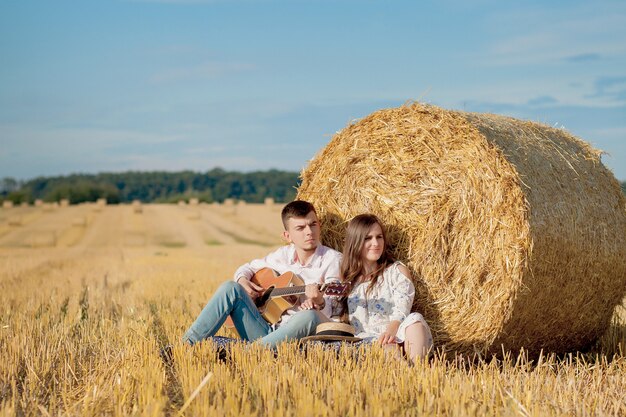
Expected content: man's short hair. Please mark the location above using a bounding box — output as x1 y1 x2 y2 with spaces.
281 200 317 229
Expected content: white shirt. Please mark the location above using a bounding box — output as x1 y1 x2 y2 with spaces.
347 261 415 338
233 244 343 323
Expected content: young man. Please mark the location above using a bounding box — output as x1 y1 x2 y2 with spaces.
182 200 342 348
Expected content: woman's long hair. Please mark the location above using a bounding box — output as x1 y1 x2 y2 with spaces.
340 213 394 294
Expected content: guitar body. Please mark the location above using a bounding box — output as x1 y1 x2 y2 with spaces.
223 268 305 330
252 268 304 324
221 268 345 334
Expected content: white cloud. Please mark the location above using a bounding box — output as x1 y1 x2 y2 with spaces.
0 124 182 177
480 5 626 66
588 126 626 142
118 153 269 172
0 120 307 179
0 125 179 150
403 7 626 109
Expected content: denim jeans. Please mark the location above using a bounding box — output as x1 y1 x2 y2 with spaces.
183 281 324 348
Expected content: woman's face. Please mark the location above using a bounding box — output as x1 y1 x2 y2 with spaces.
360 222 384 265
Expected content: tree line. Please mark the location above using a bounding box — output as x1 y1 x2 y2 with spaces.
0 169 300 204
1 174 625 205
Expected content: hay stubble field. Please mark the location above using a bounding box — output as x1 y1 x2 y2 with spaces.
0 203 624 416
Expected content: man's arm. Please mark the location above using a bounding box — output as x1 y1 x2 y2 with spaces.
301 284 324 310
319 250 343 318
300 249 342 317
236 277 264 299
232 246 287 299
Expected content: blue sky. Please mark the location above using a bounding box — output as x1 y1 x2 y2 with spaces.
1 0 625 181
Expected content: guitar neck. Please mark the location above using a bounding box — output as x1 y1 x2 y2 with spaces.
270 285 308 297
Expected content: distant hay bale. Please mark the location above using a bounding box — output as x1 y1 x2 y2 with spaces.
237 200 247 206
297 102 626 356
132 200 143 214
2 201 13 209
60 199 70 207
96 198 107 207
264 197 275 206
34 199 43 207
178 200 187 206
223 198 235 206
189 198 199 206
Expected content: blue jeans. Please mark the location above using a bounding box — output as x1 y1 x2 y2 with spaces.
183 281 324 348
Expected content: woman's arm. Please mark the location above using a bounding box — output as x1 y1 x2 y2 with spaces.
378 320 401 345
387 263 416 323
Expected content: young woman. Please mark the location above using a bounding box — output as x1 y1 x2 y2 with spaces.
341 214 433 361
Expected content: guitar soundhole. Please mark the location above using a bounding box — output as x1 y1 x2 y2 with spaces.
256 286 274 308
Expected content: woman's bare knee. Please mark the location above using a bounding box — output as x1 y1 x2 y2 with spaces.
404 323 430 361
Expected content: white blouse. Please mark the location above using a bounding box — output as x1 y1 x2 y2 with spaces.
347 261 432 344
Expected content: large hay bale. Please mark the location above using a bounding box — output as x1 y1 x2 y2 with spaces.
297 103 626 356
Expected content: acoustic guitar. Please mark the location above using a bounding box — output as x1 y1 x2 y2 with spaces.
224 268 347 328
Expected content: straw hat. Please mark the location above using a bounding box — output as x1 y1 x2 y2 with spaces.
301 322 362 343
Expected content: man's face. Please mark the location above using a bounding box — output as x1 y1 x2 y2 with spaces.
283 211 321 252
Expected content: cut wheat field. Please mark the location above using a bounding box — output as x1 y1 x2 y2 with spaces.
0 203 624 416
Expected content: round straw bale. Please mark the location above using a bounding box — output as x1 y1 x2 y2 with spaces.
297 102 626 356
132 200 143 214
